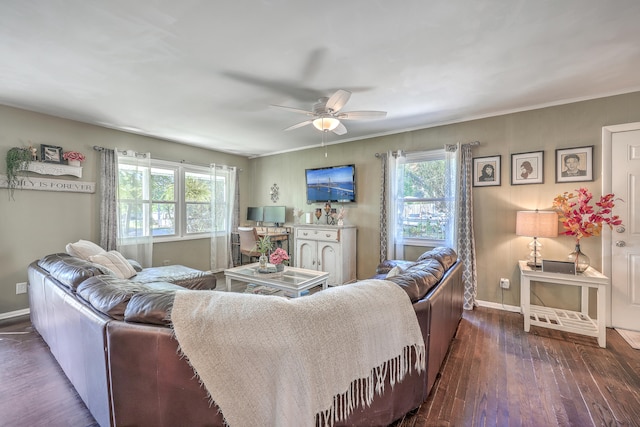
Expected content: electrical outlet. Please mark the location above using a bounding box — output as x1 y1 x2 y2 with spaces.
163 260 171 266
499 278 510 289
16 282 27 294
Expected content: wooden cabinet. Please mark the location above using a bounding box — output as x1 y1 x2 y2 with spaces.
294 225 356 286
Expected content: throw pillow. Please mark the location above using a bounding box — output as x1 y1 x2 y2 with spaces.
66 240 106 260
386 265 404 278
89 250 137 279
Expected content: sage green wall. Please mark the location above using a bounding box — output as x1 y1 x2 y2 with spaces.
249 91 640 309
0 105 249 316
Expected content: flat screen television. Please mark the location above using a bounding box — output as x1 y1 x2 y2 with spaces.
305 164 356 203
247 206 264 222
263 205 286 226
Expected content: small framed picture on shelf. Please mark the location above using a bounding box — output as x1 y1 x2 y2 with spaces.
511 151 544 185
40 144 64 164
555 145 593 183
473 155 501 187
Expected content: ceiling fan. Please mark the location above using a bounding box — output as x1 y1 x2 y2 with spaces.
271 89 387 135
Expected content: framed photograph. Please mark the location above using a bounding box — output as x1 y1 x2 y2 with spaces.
511 151 544 185
473 155 501 187
40 144 63 164
556 145 593 183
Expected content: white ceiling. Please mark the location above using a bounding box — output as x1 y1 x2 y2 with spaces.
1 1 640 158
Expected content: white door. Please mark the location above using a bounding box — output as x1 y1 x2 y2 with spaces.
606 125 640 331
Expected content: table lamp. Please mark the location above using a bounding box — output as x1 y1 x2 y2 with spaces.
516 210 558 268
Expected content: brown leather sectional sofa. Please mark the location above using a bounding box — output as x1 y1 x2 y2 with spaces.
27 247 463 427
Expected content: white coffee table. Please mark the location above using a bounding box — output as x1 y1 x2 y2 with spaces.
224 263 329 297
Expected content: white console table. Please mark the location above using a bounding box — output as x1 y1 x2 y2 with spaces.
519 260 609 348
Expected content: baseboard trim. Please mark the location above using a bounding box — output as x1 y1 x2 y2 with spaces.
0 308 30 321
476 300 521 313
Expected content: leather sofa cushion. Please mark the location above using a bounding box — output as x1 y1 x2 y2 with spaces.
38 253 110 290
386 258 445 303
375 260 416 275
132 265 217 290
124 291 176 326
418 247 457 270
77 276 152 320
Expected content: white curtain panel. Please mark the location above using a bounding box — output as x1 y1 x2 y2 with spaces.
386 150 406 261
210 164 237 272
115 149 153 267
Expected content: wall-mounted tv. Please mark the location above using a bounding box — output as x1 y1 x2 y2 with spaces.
305 164 356 204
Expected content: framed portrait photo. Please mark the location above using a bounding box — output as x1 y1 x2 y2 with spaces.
556 145 593 183
40 144 64 164
511 151 544 185
473 155 501 187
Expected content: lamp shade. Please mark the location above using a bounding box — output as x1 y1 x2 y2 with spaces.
313 117 340 131
516 210 558 238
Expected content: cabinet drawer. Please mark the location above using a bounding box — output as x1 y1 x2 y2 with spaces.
296 228 339 242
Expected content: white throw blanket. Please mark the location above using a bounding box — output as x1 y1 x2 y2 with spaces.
171 279 425 427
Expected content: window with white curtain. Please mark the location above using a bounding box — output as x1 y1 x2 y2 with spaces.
397 149 454 246
117 159 226 242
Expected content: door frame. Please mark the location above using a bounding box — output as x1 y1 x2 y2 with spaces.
601 121 640 327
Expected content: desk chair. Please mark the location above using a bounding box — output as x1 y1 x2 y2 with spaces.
237 227 261 265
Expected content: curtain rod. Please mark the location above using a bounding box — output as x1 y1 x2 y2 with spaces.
93 145 242 171
374 141 480 158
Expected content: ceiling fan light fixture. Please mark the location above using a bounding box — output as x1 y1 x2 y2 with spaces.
313 117 340 131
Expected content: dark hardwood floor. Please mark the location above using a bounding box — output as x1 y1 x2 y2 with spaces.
1 307 638 427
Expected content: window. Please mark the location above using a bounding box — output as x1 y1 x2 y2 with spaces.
117 159 224 242
151 167 177 236
185 171 212 234
398 149 453 246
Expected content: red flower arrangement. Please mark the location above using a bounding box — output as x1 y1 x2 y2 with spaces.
62 151 86 162
269 247 289 265
553 188 622 243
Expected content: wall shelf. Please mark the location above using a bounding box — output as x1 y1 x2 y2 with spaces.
22 162 82 178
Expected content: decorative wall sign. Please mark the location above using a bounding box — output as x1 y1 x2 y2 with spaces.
0 175 95 193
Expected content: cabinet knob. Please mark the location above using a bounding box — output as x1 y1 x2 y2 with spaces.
615 240 626 247
616 226 626 233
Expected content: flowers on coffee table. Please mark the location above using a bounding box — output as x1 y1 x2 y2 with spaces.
269 248 289 266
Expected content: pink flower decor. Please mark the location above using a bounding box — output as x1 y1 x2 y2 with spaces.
62 151 86 162
269 247 289 265
553 188 622 242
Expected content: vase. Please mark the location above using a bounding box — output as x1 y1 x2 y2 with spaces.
259 254 268 270
276 263 284 272
568 243 590 273
337 219 344 226
68 159 81 167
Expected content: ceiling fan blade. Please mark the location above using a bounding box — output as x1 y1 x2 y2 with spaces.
270 104 315 116
332 122 348 135
284 120 313 131
325 89 351 113
337 110 387 120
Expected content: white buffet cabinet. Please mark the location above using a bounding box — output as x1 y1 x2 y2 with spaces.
294 224 356 286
